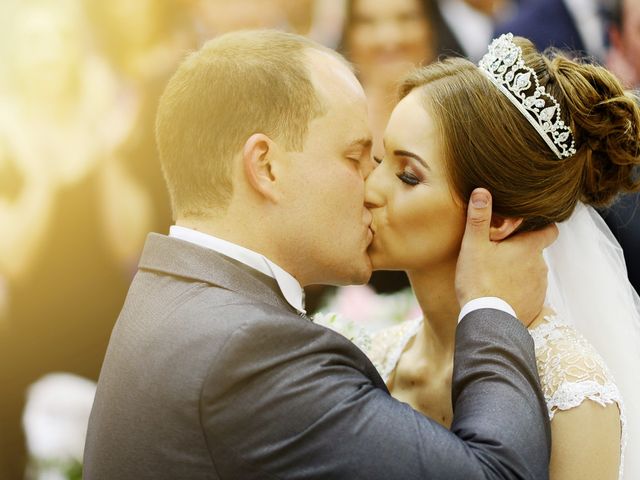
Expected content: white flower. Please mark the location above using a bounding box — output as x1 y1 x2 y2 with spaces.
23 373 96 462
313 311 372 352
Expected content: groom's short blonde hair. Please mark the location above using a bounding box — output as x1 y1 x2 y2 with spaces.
156 30 345 218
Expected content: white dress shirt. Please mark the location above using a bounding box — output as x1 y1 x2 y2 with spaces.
563 0 606 60
169 226 515 322
169 226 306 314
458 297 516 323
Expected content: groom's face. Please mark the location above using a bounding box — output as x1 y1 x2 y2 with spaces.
277 51 375 286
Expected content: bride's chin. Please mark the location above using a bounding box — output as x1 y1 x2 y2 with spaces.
368 246 396 271
369 255 392 271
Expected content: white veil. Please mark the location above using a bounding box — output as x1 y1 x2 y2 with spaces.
544 201 640 478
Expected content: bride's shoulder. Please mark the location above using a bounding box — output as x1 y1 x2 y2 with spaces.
529 315 622 418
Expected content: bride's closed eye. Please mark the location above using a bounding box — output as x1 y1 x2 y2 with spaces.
373 155 424 186
397 171 421 186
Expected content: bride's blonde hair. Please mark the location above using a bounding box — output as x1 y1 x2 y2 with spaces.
400 37 640 231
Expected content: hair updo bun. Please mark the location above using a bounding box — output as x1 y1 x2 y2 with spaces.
547 56 640 207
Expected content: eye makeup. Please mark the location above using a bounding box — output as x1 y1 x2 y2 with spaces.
373 152 427 186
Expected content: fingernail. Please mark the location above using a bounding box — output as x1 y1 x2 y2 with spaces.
471 191 488 208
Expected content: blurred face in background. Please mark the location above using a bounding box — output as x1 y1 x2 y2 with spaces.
345 0 433 86
621 0 640 83
609 0 640 87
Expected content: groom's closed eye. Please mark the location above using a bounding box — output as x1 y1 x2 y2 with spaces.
344 137 373 170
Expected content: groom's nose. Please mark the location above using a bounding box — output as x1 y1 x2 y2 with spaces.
360 156 377 179
364 165 385 209
363 207 373 227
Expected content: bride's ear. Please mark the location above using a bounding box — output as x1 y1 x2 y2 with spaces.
490 215 523 241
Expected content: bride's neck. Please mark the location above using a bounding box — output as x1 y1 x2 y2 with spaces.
408 262 459 357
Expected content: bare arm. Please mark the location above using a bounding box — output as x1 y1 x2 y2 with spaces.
549 401 621 480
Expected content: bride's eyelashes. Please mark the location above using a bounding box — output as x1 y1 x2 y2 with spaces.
397 161 425 186
374 155 424 186
397 171 421 186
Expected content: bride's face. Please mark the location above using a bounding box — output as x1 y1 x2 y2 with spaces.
365 89 466 271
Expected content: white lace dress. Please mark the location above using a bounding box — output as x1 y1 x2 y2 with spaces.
315 313 627 479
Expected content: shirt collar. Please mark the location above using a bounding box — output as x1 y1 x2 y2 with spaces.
169 226 306 314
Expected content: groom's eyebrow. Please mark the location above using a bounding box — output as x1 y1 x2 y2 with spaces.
347 137 372 151
394 150 430 170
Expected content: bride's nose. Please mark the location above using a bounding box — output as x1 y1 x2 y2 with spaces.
364 163 385 209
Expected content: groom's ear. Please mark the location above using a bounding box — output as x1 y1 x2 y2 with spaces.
241 133 281 203
489 215 524 241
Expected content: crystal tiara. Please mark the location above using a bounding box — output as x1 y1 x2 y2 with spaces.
478 33 577 159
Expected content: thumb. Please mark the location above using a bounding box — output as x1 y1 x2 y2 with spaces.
463 188 493 244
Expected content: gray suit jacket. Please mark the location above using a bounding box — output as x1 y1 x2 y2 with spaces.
84 233 550 479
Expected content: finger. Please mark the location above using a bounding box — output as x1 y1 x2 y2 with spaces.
462 188 493 243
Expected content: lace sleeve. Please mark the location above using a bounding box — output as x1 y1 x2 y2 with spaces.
531 315 627 479
530 315 624 419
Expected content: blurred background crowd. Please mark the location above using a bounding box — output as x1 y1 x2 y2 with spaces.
0 0 638 478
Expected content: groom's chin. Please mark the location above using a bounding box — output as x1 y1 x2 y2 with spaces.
351 263 373 286
337 258 372 287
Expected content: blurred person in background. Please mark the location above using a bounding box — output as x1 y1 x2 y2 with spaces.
607 0 640 89
601 0 640 295
341 0 462 160
495 0 608 60
438 0 515 61
0 0 159 476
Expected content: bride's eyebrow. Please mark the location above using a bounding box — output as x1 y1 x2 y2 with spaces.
394 150 430 170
